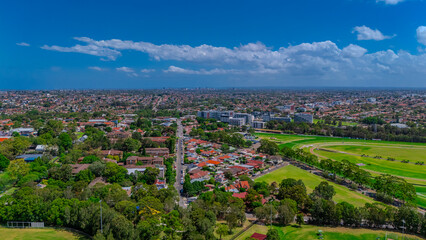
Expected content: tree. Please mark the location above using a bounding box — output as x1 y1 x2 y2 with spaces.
165 137 176 154
81 155 100 164
266 228 280 240
312 181 336 200
104 162 127 183
49 164 72 182
216 224 229 240
278 179 308 209
310 198 340 226
336 202 358 226
122 138 141 152
257 139 279 155
76 169 95 183
142 167 160 185
296 214 304 226
0 153 10 171
276 202 296 226
89 161 106 177
7 159 30 178
58 132 73 151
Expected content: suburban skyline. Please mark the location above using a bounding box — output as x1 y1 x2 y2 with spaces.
2 0 426 89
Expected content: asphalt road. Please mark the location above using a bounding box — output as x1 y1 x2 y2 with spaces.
174 119 186 207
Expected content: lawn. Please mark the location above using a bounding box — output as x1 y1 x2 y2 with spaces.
256 133 426 149
215 220 251 240
324 144 426 163
0 228 87 240
313 149 426 180
235 224 423 240
255 165 375 207
256 132 426 208
312 149 426 209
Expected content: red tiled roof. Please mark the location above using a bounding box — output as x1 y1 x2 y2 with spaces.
250 233 267 240
236 181 250 189
232 192 248 199
197 162 206 167
190 170 209 180
207 160 220 165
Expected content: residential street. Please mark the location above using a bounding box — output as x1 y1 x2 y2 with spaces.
174 119 186 207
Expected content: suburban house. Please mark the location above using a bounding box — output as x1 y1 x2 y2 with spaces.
126 156 163 166
145 147 170 157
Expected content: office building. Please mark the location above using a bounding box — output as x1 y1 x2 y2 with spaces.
294 113 313 123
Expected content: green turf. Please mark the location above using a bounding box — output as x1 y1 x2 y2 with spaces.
314 149 426 180
256 133 426 208
235 224 423 240
324 144 426 163
0 228 87 240
255 165 375 207
256 133 426 149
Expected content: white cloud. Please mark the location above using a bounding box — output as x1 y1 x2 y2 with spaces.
164 66 232 75
116 66 138 77
417 26 426 45
88 66 105 71
376 0 404 5
353 26 394 41
41 37 426 86
41 39 121 60
342 44 368 58
116 66 134 73
140 69 155 73
16 42 30 47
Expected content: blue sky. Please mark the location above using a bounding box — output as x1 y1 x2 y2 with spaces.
1 0 426 89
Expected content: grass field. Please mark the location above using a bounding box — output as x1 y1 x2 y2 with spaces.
255 165 375 207
257 133 426 149
313 149 426 180
256 132 426 208
214 220 251 240
235 224 423 240
0 228 87 240
324 144 426 163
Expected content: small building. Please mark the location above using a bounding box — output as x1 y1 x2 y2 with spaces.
250 233 267 240
15 154 43 162
70 164 90 175
126 156 163 166
145 148 170 157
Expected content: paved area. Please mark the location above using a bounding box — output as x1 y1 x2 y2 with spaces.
174 119 186 208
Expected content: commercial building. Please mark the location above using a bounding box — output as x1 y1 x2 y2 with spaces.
294 113 313 123
252 121 266 129
271 116 292 123
233 113 254 126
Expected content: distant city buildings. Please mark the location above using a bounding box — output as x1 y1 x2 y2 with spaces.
197 110 313 127
294 113 314 123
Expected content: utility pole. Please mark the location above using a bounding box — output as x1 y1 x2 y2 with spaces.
402 219 405 240
100 200 103 234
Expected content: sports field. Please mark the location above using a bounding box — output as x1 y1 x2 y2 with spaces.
235 224 423 240
0 228 87 240
255 165 375 207
256 132 426 208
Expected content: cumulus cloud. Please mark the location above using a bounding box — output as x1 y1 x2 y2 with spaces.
41 37 426 85
164 66 233 75
42 38 121 60
342 44 368 58
376 0 404 5
140 69 155 73
417 26 426 45
116 66 134 73
353 26 394 41
16 42 30 47
88 66 105 71
116 66 138 77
